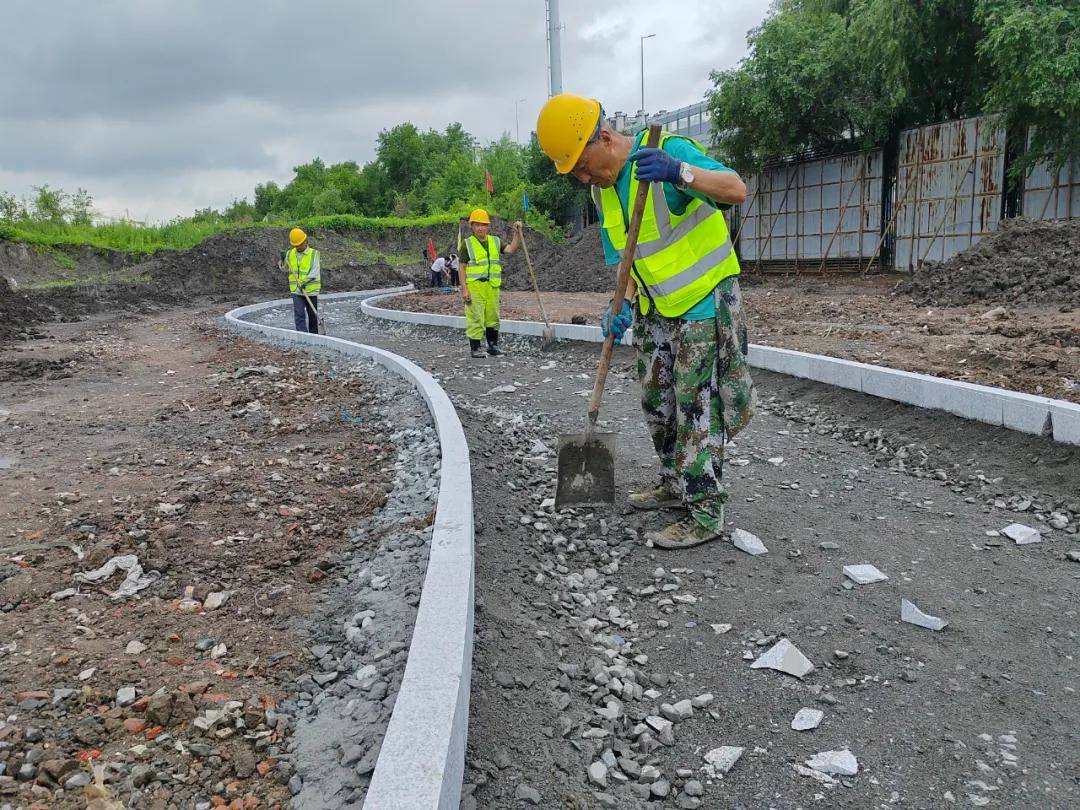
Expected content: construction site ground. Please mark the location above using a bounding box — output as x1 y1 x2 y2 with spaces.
386 273 1080 404
251 298 1078 809
0 308 419 807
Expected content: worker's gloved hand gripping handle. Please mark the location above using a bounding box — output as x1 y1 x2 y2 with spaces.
587 124 662 429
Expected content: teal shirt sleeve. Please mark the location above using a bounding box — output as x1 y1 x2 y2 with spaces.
658 135 735 214
597 206 620 266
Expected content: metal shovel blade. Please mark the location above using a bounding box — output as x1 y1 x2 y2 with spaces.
555 431 616 508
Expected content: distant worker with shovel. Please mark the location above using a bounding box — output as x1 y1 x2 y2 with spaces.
537 94 756 550
283 228 321 334
460 209 523 358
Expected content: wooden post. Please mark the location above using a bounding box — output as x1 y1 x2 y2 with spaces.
754 167 798 274
817 157 866 275
731 178 760 244
863 171 916 276
918 156 977 266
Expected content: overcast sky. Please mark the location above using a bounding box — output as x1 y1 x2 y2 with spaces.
2 0 770 222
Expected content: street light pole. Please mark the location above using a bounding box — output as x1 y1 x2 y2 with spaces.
640 33 656 113
515 98 527 143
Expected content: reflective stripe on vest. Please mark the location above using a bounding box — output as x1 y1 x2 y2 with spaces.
464 235 502 288
594 131 739 317
286 248 321 294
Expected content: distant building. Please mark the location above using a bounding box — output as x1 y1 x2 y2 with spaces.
607 101 712 146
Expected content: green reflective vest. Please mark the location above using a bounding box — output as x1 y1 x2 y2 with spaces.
286 247 321 294
594 131 740 317
464 235 502 288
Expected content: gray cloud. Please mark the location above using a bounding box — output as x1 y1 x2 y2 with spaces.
2 0 770 220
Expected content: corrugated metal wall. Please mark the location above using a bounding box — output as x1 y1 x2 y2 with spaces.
892 116 1005 270
730 113 1075 272
1024 155 1080 221
739 150 882 271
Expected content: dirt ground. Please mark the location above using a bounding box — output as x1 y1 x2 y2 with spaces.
0 309 396 807
387 275 1080 403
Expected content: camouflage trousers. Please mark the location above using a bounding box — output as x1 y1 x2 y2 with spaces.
632 277 756 532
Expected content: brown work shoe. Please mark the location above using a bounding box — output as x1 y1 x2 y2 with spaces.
646 517 722 550
628 484 684 511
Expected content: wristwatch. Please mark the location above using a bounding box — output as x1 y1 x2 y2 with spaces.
676 162 695 189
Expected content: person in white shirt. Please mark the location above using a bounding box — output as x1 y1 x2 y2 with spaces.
430 255 448 287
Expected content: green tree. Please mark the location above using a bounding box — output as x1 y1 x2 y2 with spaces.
708 0 986 170
66 188 94 226
977 0 1080 172
32 185 67 223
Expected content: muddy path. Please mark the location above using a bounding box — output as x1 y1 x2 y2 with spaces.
255 299 1080 809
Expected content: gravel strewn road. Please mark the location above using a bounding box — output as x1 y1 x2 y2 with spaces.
305 299 1079 810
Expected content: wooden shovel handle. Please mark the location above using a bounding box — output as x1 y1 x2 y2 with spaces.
519 232 552 329
587 124 661 426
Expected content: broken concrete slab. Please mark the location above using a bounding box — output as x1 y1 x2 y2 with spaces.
750 638 815 679
806 749 858 777
900 598 948 631
842 563 888 585
702 746 744 778
732 529 768 556
1001 523 1041 545
791 708 823 731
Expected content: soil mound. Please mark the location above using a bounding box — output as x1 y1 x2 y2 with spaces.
903 218 1080 308
0 277 44 340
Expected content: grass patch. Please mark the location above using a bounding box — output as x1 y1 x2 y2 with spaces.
25 273 152 290
0 207 560 256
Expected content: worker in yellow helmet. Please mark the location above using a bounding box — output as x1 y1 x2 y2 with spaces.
459 209 523 358
535 94 756 551
281 228 321 333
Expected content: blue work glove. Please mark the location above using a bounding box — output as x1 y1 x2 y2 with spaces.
629 147 682 184
601 300 633 340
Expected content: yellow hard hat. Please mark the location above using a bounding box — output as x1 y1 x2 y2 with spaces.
536 94 602 174
468 208 490 225
289 227 307 247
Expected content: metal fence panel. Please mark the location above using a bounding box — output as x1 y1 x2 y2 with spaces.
1024 152 1079 220
894 115 1005 269
739 150 882 269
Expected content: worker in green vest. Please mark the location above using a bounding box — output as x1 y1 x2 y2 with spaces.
536 93 756 550
460 208 523 358
283 227 321 333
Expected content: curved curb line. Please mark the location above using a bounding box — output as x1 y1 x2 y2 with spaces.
224 286 472 810
359 289 1080 446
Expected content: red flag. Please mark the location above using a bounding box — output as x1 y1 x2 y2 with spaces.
426 238 436 262
484 170 494 194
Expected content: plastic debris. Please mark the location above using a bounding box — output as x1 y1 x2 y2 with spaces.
74 555 160 600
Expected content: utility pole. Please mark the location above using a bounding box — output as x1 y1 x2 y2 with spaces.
640 33 656 113
546 0 563 97
515 98 527 143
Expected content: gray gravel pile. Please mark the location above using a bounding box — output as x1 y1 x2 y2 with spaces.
252 360 440 809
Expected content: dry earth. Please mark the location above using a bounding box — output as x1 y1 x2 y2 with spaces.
386 275 1080 403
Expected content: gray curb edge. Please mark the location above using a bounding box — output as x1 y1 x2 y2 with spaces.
224 286 472 810
360 289 1080 446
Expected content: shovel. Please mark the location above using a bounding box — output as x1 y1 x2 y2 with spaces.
299 288 321 335
518 226 556 350
555 124 661 508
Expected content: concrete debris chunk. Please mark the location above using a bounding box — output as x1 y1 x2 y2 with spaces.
842 563 888 585
794 763 837 785
203 590 232 610
732 529 768 556
806 749 858 777
791 708 823 731
710 623 732 634
750 638 815 679
588 761 608 787
74 554 160 600
900 598 948 631
1001 523 1041 545
702 746 744 778
125 640 148 655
